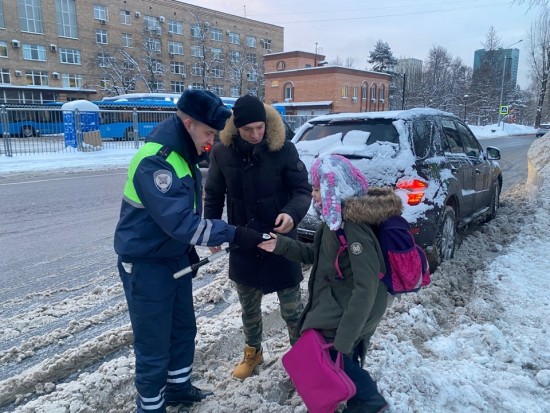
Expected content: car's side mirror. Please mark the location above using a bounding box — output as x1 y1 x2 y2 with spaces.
486 146 500 160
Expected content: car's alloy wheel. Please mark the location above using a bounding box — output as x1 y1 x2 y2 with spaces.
486 182 501 222
438 206 457 262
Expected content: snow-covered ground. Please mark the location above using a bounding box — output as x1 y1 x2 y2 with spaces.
1 123 549 413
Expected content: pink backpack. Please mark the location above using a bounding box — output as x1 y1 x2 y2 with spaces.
282 329 356 413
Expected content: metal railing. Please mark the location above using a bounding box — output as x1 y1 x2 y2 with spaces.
0 106 316 157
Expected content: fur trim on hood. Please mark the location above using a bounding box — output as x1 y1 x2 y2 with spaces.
343 187 403 226
219 103 286 151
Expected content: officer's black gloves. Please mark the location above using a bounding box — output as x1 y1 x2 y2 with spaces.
233 226 265 251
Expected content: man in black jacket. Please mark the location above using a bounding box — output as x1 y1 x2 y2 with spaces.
204 95 312 380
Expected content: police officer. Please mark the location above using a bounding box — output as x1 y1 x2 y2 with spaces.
114 89 264 413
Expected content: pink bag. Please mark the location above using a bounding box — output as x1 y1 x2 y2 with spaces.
282 329 357 413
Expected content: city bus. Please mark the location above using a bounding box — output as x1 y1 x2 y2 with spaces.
94 94 237 140
0 102 64 137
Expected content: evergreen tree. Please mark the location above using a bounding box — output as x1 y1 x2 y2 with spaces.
368 40 398 72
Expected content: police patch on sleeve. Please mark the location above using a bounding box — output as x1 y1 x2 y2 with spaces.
350 242 363 255
297 160 305 172
153 169 173 193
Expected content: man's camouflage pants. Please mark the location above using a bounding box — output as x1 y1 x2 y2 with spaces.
235 282 303 348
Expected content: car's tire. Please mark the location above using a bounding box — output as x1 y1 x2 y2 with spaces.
21 126 36 138
484 181 501 223
428 205 457 270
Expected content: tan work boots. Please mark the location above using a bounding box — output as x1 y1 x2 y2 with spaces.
232 345 263 380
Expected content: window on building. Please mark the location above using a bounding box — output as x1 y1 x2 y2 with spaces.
0 41 7 58
148 81 164 92
246 36 256 48
362 84 367 100
284 83 294 101
191 63 203 76
247 72 257 82
19 0 44 34
56 0 78 38
228 32 240 45
261 38 271 50
123 59 135 70
120 10 130 25
0 68 10 84
171 81 185 93
379 85 385 102
230 50 240 63
98 52 110 67
228 68 239 80
144 15 160 32
341 85 348 98
93 4 107 21
96 29 108 44
23 44 47 61
246 53 257 65
211 66 223 78
145 38 161 53
25 70 48 86
191 45 203 57
168 41 184 55
119 33 132 48
230 86 239 97
190 24 201 38
211 47 223 61
352 86 358 99
171 61 185 75
370 83 377 101
62 73 83 88
168 20 183 35
60 48 81 64
100 77 110 90
211 85 224 96
150 59 164 74
210 28 222 42
0 2 4 28
191 83 204 90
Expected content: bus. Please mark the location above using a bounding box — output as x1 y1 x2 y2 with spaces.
0 102 64 137
94 100 176 140
94 94 237 140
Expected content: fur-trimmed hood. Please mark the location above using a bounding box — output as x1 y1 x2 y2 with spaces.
219 103 286 151
342 187 403 226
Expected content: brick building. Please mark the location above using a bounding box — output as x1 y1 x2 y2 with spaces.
264 51 391 115
0 0 283 103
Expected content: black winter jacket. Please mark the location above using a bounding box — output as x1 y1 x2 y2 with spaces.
204 105 312 293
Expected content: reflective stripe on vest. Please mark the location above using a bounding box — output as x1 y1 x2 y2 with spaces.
123 142 193 208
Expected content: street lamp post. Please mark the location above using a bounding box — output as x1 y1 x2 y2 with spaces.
463 94 468 122
498 39 523 126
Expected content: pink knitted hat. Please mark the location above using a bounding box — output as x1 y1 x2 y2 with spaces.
309 154 369 230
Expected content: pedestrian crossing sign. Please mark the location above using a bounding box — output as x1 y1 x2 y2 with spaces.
499 105 509 116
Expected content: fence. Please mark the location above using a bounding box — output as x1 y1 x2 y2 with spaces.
0 106 316 157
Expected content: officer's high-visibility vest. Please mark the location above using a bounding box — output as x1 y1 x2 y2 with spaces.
123 142 194 208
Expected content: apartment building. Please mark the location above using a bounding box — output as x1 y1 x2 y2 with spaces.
0 0 283 103
264 51 391 115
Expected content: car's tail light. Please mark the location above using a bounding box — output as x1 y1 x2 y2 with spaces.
396 178 428 206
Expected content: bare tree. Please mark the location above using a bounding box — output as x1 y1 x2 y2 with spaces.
89 46 142 95
527 8 550 126
330 55 344 66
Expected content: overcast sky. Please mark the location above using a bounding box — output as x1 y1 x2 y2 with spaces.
181 0 538 88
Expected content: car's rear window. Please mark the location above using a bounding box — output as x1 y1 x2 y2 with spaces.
297 119 399 145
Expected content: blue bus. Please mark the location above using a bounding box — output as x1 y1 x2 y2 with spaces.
94 94 237 140
94 100 176 140
0 102 64 137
